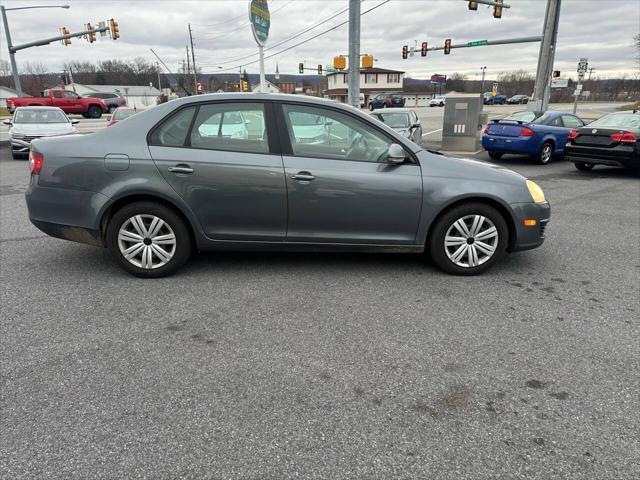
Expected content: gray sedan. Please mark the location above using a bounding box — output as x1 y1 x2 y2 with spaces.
370 108 423 145
25 93 550 278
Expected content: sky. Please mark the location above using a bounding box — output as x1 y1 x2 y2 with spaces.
1 0 639 82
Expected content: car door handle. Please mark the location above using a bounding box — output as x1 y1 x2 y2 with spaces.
168 165 194 174
290 171 315 181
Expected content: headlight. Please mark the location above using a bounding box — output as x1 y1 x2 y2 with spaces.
526 180 546 203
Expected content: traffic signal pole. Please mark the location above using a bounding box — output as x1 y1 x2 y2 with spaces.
348 0 361 108
530 0 561 111
0 6 22 95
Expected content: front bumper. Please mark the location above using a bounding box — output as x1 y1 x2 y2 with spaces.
509 202 551 252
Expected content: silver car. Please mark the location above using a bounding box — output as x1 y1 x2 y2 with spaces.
370 108 422 145
25 93 550 278
5 106 78 160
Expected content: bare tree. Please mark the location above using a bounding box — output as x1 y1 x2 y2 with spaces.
0 60 12 88
21 61 50 96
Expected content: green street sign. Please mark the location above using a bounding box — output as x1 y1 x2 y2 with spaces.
467 40 489 47
249 0 270 46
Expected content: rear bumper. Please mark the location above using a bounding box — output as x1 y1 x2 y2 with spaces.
30 219 103 247
565 145 638 168
509 202 551 252
482 135 537 155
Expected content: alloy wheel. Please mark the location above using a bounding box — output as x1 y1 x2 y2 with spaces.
444 215 499 268
117 214 176 269
540 144 552 164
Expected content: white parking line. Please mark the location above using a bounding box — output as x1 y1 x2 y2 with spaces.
422 128 443 137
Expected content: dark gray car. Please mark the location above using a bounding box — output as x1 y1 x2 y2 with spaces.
26 93 550 278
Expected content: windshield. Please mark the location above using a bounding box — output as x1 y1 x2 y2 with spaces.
14 109 68 124
113 109 137 121
587 113 640 129
375 112 410 128
505 111 540 123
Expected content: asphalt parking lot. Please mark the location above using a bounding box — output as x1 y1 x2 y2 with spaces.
1 142 638 478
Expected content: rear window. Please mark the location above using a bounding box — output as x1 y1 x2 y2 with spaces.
505 111 539 123
587 113 640 129
531 112 558 125
149 106 197 146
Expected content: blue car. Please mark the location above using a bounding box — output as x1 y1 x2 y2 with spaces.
482 111 586 164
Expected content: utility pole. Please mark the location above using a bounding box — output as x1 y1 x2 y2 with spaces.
480 66 487 94
188 23 197 94
587 67 595 80
1 5 22 95
347 0 361 108
156 61 162 91
531 0 561 111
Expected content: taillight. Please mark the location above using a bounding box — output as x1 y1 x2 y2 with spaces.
520 127 535 137
567 129 580 141
610 132 636 144
29 150 44 175
482 126 489 134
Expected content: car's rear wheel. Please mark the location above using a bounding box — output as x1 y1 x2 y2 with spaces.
369 104 374 111
574 162 594 171
488 151 503 160
536 142 554 165
106 202 192 278
88 105 102 119
428 203 508 275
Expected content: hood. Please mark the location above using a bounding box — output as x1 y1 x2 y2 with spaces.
419 150 525 184
11 123 76 137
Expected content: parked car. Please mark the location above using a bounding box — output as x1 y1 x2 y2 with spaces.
107 107 139 127
506 95 529 105
368 93 405 110
483 93 507 105
359 93 365 108
429 96 446 107
85 92 127 113
482 110 585 164
3 106 78 160
26 93 549 278
6 87 108 118
565 111 639 172
370 108 422 145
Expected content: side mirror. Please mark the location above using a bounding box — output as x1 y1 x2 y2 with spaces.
387 143 406 164
2 120 12 126
71 120 79 125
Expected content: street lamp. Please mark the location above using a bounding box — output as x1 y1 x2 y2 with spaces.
480 66 487 94
1 4 71 95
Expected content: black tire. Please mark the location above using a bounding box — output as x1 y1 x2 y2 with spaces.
12 151 27 160
88 105 102 119
536 141 554 165
488 151 503 160
369 104 374 111
428 202 508 276
106 201 192 278
574 162 594 171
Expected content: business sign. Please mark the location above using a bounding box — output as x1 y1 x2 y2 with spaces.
551 77 569 88
249 0 270 46
430 74 447 85
467 40 488 47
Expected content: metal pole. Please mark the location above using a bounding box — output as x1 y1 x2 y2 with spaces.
531 0 561 111
156 62 162 90
188 23 197 94
1 6 22 95
480 66 486 94
258 45 266 92
347 0 360 107
572 83 579 114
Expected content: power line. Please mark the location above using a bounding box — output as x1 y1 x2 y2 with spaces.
198 3 350 67
210 0 391 73
191 0 283 28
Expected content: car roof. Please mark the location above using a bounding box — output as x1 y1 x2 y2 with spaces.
14 106 64 112
370 108 414 113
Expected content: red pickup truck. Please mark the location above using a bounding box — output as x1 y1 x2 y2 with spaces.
7 88 108 118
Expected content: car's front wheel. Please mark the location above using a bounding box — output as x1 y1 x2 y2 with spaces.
428 203 508 275
369 104 374 111
106 202 192 278
574 162 594 171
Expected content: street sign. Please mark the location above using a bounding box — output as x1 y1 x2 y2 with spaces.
249 0 270 46
467 40 489 47
430 74 447 85
492 82 498 96
551 77 568 88
577 57 588 74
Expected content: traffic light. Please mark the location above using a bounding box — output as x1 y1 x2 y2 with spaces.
298 63 304 74
109 18 120 40
421 42 428 57
317 64 323 75
552 70 561 78
494 0 503 18
60 27 71 46
333 55 346 70
85 23 96 43
468 1 478 10
444 38 451 55
402 45 408 59
361 54 373 69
